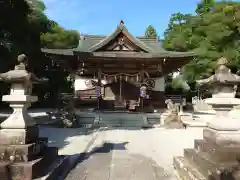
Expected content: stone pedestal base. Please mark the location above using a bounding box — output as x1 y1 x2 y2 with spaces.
0 128 39 145
173 128 240 180
0 129 69 180
203 128 240 145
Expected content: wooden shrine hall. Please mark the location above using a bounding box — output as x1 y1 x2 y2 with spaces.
42 21 195 111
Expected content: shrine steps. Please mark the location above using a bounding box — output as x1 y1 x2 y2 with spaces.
96 114 150 128
174 139 240 180
77 112 160 128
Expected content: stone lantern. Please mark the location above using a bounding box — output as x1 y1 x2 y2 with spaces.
174 57 240 180
0 54 68 180
196 57 240 131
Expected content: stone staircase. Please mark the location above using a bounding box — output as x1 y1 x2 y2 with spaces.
76 112 160 128
145 113 160 125
77 113 95 127
174 138 240 180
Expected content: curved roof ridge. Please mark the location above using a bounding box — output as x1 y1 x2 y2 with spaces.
86 24 154 53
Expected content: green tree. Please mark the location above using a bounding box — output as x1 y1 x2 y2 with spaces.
41 24 79 49
0 0 79 108
145 25 158 37
196 0 215 14
0 0 79 71
164 1 240 83
0 0 30 71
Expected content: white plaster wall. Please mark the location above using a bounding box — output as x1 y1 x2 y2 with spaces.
152 77 165 92
74 76 107 91
74 78 91 91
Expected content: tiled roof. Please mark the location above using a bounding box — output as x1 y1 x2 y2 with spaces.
42 23 195 58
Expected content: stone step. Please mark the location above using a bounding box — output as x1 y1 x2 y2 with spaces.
194 139 240 162
77 114 158 128
184 148 238 180
77 116 95 124
98 123 144 128
173 156 206 180
147 117 160 125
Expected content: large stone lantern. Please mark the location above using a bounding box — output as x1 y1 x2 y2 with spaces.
174 57 240 180
0 54 68 180
196 57 240 131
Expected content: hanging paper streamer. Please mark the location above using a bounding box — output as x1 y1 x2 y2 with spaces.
100 71 153 86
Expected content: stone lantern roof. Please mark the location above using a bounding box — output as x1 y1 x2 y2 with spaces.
197 57 240 86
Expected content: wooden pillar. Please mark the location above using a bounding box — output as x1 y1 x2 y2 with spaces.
119 75 122 102
97 67 102 110
140 70 144 83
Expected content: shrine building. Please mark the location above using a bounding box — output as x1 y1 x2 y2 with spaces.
42 21 195 110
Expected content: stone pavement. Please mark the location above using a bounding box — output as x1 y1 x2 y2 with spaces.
0 109 204 180
42 127 203 180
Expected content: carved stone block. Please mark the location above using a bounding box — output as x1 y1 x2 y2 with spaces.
0 138 48 162
194 139 240 162
0 127 39 145
203 128 240 146
0 147 58 180
184 148 238 180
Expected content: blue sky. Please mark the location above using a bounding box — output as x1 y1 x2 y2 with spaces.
42 0 201 38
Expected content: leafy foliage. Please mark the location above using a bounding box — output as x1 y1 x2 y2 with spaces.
41 24 79 49
164 0 240 84
172 75 190 91
0 0 79 70
0 0 80 108
145 25 158 37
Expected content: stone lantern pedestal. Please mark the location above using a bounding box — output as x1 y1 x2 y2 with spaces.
0 55 69 180
174 102 240 180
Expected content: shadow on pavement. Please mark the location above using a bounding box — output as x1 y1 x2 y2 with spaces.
62 142 129 180
39 127 101 150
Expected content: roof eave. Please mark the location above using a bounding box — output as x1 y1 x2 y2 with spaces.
41 48 74 56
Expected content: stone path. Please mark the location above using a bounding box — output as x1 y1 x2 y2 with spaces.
64 131 168 180
0 108 204 180
50 127 203 180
